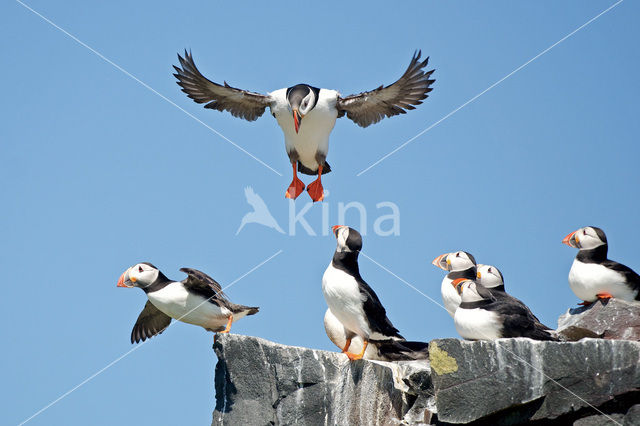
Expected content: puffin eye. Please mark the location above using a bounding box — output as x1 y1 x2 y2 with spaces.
488 267 492 273
583 229 587 236
138 266 143 273
456 252 460 258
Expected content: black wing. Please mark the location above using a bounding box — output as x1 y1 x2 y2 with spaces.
357 277 404 339
180 267 230 304
374 340 429 361
602 260 640 299
492 302 557 341
489 290 550 330
336 50 435 128
131 301 172 344
173 50 272 121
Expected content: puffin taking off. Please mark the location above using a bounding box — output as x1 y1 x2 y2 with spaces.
117 263 259 343
476 264 550 330
173 50 435 202
324 309 428 362
563 226 640 304
322 226 404 360
453 279 557 341
432 251 477 317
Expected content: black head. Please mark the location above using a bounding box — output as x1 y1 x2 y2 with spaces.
476 264 504 289
332 225 362 253
562 226 607 250
286 84 320 133
117 262 161 289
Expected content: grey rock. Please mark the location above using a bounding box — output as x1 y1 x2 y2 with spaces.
557 298 640 341
212 334 433 426
211 334 640 425
429 338 640 425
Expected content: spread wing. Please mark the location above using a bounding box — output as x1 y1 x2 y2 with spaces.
336 50 435 127
173 50 272 121
131 301 172 344
180 267 230 304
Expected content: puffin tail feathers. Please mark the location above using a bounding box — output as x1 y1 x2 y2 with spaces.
298 161 331 176
374 340 430 361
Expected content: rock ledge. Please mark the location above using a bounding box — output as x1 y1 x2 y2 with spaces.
212 334 640 425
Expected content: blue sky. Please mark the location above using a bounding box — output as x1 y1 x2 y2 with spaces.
2 1 638 425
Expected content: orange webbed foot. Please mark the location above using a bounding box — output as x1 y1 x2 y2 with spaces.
596 292 614 300
346 352 364 361
306 179 324 202
285 177 306 200
345 340 368 361
578 301 594 306
213 317 233 343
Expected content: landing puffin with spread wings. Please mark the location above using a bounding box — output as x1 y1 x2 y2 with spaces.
117 263 259 343
173 50 435 202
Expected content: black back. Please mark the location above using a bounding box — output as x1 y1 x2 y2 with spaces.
576 240 640 299
332 246 404 340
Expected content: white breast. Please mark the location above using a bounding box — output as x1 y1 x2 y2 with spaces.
454 307 502 340
270 89 339 171
323 309 379 359
147 282 232 330
322 264 372 339
568 260 637 302
441 277 461 317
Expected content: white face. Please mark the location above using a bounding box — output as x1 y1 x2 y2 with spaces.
299 91 316 115
565 226 607 250
460 281 485 303
333 225 362 253
447 251 476 271
122 263 159 288
476 264 503 289
335 226 352 252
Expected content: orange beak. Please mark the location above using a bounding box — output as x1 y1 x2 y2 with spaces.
117 268 133 288
451 278 467 293
332 225 343 237
293 109 302 133
431 253 449 271
562 231 577 247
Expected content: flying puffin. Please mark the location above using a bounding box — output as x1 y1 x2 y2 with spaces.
476 264 550 330
173 50 435 202
322 226 404 360
563 226 640 304
453 278 557 341
323 309 428 362
117 263 259 343
431 251 477 317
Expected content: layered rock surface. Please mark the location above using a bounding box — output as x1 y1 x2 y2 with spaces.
212 334 433 425
556 299 640 341
212 334 640 425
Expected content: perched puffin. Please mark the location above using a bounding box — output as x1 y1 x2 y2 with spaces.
476 264 550 330
322 226 404 360
117 263 259 343
431 251 477 317
453 279 557 341
174 51 435 202
563 226 640 304
323 309 428 362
